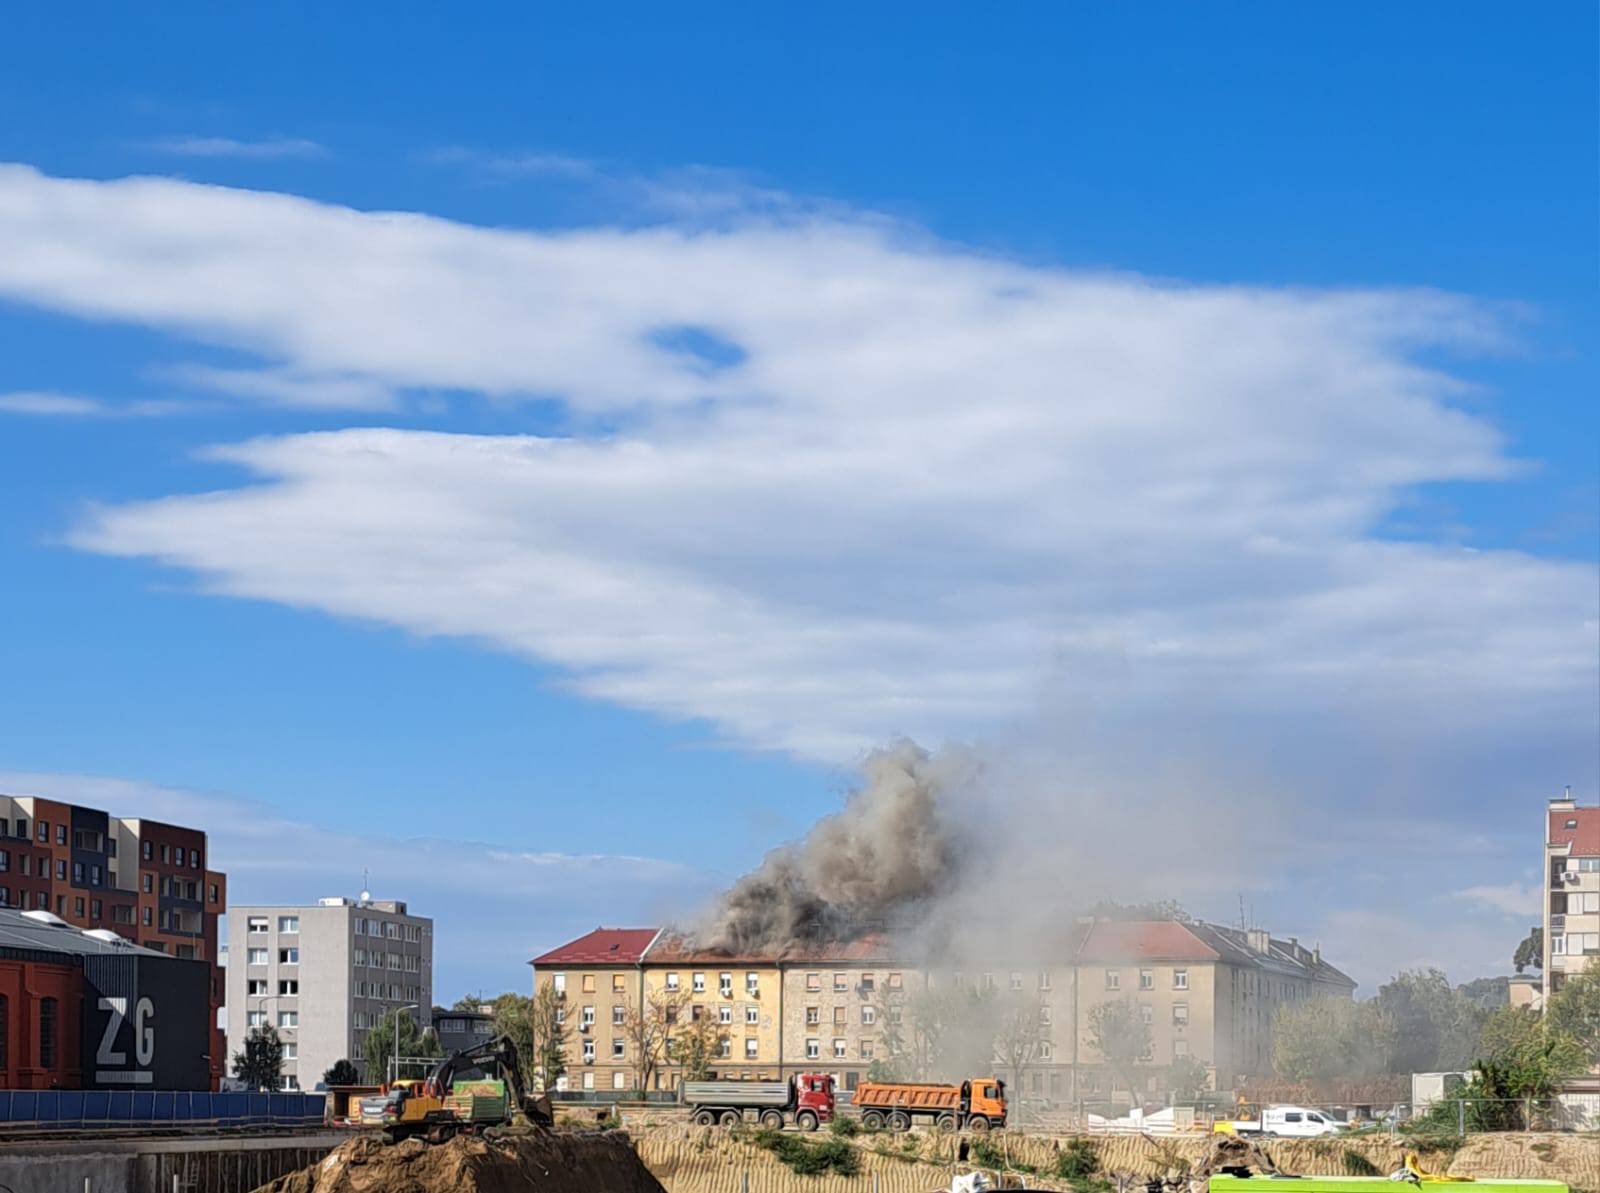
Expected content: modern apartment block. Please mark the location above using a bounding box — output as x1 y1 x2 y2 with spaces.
1543 795 1600 1002
529 919 1353 1103
225 896 432 1090
0 793 228 1087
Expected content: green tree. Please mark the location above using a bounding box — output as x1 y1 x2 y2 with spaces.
232 1024 284 1091
622 986 688 1093
1165 1054 1211 1102
1513 928 1543 974
452 994 487 1012
1272 998 1393 1083
322 1058 361 1087
491 986 567 1090
1086 997 1152 1104
362 1008 442 1084
1545 968 1600 1064
674 1009 723 1081
1374 969 1484 1073
1415 1006 1584 1133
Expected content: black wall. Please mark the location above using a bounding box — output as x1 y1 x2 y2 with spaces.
81 951 211 1090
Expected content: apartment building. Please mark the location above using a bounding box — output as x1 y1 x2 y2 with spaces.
529 927 661 1093
226 896 432 1090
0 793 228 1087
1543 796 1600 1001
531 919 1352 1102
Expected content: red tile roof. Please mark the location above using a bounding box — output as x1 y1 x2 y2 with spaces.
529 927 660 967
1549 807 1600 855
1074 920 1219 963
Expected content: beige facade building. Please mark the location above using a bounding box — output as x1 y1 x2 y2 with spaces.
530 919 1352 1104
1543 796 1600 1002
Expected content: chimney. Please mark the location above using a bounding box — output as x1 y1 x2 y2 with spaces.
1246 928 1271 955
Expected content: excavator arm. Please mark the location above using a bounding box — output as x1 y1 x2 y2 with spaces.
424 1035 553 1127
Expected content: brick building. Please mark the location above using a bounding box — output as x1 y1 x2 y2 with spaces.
0 794 227 1088
1543 794 1600 1001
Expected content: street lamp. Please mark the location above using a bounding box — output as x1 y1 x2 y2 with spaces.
393 1003 420 1087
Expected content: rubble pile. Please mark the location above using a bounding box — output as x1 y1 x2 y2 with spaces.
254 1130 668 1193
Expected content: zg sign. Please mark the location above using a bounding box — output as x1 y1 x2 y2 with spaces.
95 995 156 1084
81 953 211 1090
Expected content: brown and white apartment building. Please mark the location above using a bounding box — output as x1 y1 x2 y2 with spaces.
530 918 1353 1103
1543 795 1600 1003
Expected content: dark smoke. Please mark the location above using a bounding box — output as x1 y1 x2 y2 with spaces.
702 739 971 953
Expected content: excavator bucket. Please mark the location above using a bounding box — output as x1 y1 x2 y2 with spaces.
522 1092 555 1127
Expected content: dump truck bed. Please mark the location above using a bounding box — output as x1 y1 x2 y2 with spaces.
854 1081 961 1111
682 1080 791 1107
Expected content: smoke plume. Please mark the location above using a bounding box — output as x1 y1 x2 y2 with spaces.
702 739 971 953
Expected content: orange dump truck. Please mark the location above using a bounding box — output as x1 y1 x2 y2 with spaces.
852 1077 1006 1132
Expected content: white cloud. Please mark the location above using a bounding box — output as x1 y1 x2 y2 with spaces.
0 163 1592 771
0 390 190 417
1455 881 1542 918
136 136 328 161
0 769 707 998
1315 908 1524 992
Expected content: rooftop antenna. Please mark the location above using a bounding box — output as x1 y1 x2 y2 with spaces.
360 868 371 906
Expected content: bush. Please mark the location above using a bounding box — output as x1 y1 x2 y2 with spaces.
1341 1149 1380 1176
751 1128 860 1176
968 1137 1004 1169
1054 1138 1099 1180
830 1115 861 1137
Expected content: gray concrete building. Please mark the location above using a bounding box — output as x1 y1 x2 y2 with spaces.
225 896 432 1090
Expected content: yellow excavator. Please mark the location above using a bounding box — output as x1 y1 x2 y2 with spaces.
361 1034 554 1143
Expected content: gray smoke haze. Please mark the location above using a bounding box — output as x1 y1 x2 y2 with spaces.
702 739 973 953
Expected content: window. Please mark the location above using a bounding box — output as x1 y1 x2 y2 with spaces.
17 856 26 877
746 971 760 994
888 972 903 990
983 972 997 990
833 1007 846 1026
1038 971 1052 990
805 972 820 991
553 973 566 994
37 822 48 843
718 1006 733 1025
1105 970 1120 991
0 995 6 1070
142 907 153 926
278 1011 297 1028
282 1043 298 1061
1173 1002 1189 1024
1139 1004 1154 1025
13 819 25 838
665 972 680 991
174 847 185 866
160 844 169 863
248 979 267 996
888 1004 902 1025
833 972 847 991
1173 1040 1189 1058
142 840 152 860
860 973 875 992
386 923 397 939
39 997 57 1068
1173 970 1189 990
248 948 269 964
582 1040 595 1063
746 1038 759 1059
74 897 85 917
1039 1003 1052 1025
248 917 269 933
56 860 66 880
279 948 299 964
613 973 626 992
611 1038 625 1059
806 1006 820 1025
833 1038 847 1059
692 972 706 993
806 1038 820 1059
1039 1040 1053 1060
719 972 733 997
861 1006 876 1025
582 974 596 993
90 865 101 887
279 980 299 995
73 862 84 884
1009 972 1023 990
1139 969 1154 990
0 888 8 906
581 1005 596 1027
746 1006 760 1025
248 1011 266 1028
718 1037 732 1059
1553 935 1568 955
612 1005 625 1026
278 916 299 934
142 874 152 894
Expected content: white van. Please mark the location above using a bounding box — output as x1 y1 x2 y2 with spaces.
1262 1105 1343 1137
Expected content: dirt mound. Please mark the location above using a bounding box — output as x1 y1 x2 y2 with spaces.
254 1130 667 1193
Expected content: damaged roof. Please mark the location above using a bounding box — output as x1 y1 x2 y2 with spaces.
529 926 661 966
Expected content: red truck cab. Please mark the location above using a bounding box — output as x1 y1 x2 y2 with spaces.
795 1072 836 1127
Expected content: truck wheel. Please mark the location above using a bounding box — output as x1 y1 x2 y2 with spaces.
694 1109 717 1126
888 1111 911 1132
761 1110 784 1129
967 1115 990 1133
720 1110 741 1128
862 1110 885 1129
796 1111 819 1132
935 1114 956 1133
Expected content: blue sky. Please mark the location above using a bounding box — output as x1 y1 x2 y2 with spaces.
0 4 1595 998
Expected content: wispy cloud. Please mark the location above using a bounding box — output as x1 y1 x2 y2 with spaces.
136 135 329 161
0 390 189 418
1455 881 1543 919
0 769 711 998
